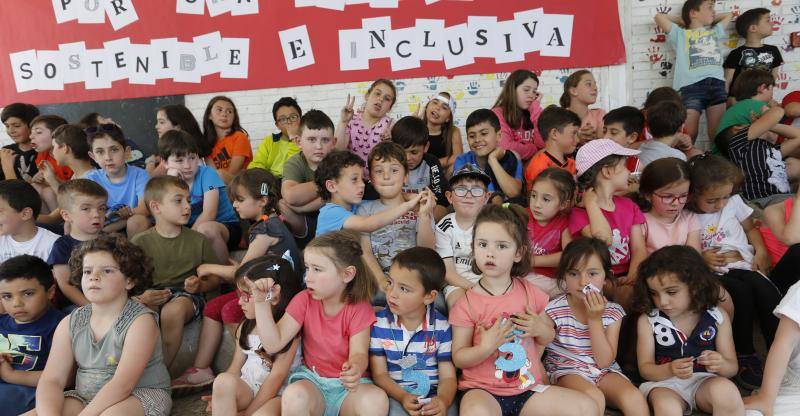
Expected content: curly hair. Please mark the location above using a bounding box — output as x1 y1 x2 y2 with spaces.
68 234 153 296
314 150 365 201
229 168 281 217
632 245 722 315
471 204 531 277
554 238 615 292
306 230 377 303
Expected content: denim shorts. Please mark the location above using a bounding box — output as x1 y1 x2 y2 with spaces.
287 365 373 416
679 78 727 112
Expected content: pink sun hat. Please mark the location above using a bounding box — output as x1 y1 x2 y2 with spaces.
576 139 640 177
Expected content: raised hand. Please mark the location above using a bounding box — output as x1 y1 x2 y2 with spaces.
341 94 356 124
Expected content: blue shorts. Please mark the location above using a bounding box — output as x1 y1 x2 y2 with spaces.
679 78 727 112
0 382 36 415
287 365 373 416
459 389 536 416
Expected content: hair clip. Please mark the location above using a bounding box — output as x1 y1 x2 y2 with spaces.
269 264 280 271
260 183 269 196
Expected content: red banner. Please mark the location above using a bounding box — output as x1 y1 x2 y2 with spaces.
0 0 625 105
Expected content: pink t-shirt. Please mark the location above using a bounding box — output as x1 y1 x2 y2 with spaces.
643 210 700 254
569 196 645 276
286 290 376 378
345 113 392 175
448 278 549 396
581 108 606 138
527 210 569 277
492 101 545 161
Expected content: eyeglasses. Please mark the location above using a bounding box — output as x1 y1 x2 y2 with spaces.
84 123 117 137
276 114 300 125
452 186 486 198
653 193 688 205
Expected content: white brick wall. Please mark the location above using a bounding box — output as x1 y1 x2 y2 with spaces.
4 0 800 151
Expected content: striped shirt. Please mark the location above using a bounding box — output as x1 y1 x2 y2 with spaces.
369 305 452 390
726 128 790 201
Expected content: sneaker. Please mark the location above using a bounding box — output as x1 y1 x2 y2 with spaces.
736 354 764 390
171 367 215 393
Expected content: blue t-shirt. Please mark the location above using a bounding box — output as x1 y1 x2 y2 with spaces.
86 165 149 215
453 151 523 193
0 307 64 372
46 235 81 266
316 202 358 236
666 22 726 90
189 166 238 225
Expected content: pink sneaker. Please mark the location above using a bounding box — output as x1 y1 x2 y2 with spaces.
171 367 214 392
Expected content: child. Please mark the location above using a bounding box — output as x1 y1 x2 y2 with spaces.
449 204 598 416
206 255 303 415
359 141 436 275
719 69 776 136
0 180 59 264
280 109 336 238
569 139 646 307
637 101 690 168
50 124 94 180
454 109 524 203
202 96 252 183
760 190 800 276
149 104 207 176
313 150 421 237
602 106 645 147
688 154 780 388
160 129 242 263
390 116 449 220
491 69 544 161
130 176 220 370
173 168 301 391
79 112 146 168
524 105 580 187
249 230 389 416
436 164 491 309
0 103 39 182
640 87 683 142
420 92 463 172
526 168 575 298
29 235 171 416
28 115 69 212
634 245 743 415
369 247 457 416
47 179 108 309
85 123 150 238
560 70 605 145
655 0 732 142
336 79 397 175
543 238 648 414
0 255 64 416
249 97 302 178
724 7 783 97
744 280 800 416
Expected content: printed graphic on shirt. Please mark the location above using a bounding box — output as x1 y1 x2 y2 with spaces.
686 29 722 68
609 229 629 265
0 333 41 371
766 147 791 193
701 224 726 250
738 48 776 71
213 148 232 169
494 327 536 390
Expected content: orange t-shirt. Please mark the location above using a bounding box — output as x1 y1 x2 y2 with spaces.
524 150 576 191
35 151 73 181
208 131 252 171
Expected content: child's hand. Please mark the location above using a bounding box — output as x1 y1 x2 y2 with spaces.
31 170 46 184
583 290 607 321
200 395 213 412
489 147 506 161
400 393 423 414
196 264 213 278
422 396 448 416
419 188 436 217
675 133 693 151
339 361 361 391
166 167 181 178
511 307 549 339
0 149 16 168
245 277 275 303
696 350 725 373
184 275 201 293
669 357 694 379
702 248 726 270
744 392 774 416
404 191 424 211
753 249 772 276
135 289 171 308
478 316 514 351
340 94 356 124
578 125 596 144
582 187 599 208
0 356 13 382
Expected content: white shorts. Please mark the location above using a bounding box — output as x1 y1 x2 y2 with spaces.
639 372 716 415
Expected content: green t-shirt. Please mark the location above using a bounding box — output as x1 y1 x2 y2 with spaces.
282 152 315 183
131 227 219 288
718 99 767 136
248 133 300 178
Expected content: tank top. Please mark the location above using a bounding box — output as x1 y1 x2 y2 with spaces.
427 133 446 159
648 307 722 372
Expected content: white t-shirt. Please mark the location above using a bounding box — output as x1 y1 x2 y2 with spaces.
696 194 754 271
764 281 800 414
435 213 480 289
0 227 60 264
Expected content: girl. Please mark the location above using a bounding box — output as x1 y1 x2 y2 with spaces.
491 69 544 161
27 235 171 416
687 154 780 389
744 280 800 416
560 70 605 145
173 168 302 392
526 168 576 298
760 191 800 295
336 79 396 175
634 245 743 415
248 230 388 416
569 139 646 309
203 96 252 183
543 238 648 415
205 255 303 416
421 92 463 173
449 204 598 416
148 104 207 176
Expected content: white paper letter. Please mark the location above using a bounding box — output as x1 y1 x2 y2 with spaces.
441 23 473 69
176 0 205 14
338 29 370 71
279 25 314 71
220 37 250 78
9 50 39 92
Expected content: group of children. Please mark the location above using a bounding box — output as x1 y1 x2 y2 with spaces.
0 1 799 415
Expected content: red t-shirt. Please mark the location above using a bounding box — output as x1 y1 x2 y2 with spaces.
527 211 569 277
35 151 73 181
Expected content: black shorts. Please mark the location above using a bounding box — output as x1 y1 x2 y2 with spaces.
224 221 244 251
459 389 535 416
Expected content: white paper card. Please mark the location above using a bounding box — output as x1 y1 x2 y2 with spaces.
442 23 473 69
51 0 79 23
193 32 224 76
514 8 544 53
494 20 525 64
415 19 444 61
9 50 39 92
369 0 398 8
220 37 250 78
338 29 370 71
83 48 112 89
206 0 232 16
317 0 345 10
388 27 420 71
35 50 65 90
58 41 87 84
149 38 179 81
176 0 205 14
294 0 316 6
467 16 498 58
77 0 106 24
279 25 314 71
173 42 203 83
362 16 392 59
230 0 259 15
103 38 132 81
128 44 157 85
539 14 574 57
104 0 138 30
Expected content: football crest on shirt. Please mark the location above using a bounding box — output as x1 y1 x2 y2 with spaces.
699 326 716 342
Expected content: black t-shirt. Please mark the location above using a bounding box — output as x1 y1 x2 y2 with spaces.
723 45 783 94
0 143 38 181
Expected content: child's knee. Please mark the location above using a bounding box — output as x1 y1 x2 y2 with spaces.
212 372 238 393
355 385 389 414
195 221 223 239
706 378 742 408
281 382 314 411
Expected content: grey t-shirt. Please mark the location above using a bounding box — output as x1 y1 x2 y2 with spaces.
638 140 687 168
356 200 420 271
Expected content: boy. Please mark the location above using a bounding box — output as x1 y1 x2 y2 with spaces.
249 96 302 178
603 106 645 148
131 175 220 370
718 69 777 136
47 179 107 309
453 109 523 203
435 164 490 308
524 105 580 187
638 100 690 167
280 109 336 238
0 180 58 264
51 124 94 180
85 123 150 238
655 0 732 142
724 8 783 97
161 130 241 263
369 247 456 416
0 103 39 182
28 115 69 212
314 150 422 237
388 116 448 220
0 255 64 415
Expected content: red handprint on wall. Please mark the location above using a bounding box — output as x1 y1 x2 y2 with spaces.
651 26 666 43
777 71 789 90
772 14 784 31
647 46 663 64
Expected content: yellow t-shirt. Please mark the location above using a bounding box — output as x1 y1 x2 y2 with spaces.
248 133 300 178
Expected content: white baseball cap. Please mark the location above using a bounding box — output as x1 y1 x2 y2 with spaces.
575 139 640 177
